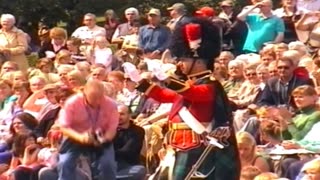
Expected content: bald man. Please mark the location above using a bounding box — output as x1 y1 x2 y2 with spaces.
57 80 119 180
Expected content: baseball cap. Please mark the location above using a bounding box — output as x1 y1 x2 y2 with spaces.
167 3 186 11
220 0 234 7
195 7 215 17
148 8 161 16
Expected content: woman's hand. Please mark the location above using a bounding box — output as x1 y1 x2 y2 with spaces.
281 141 301 149
22 144 40 165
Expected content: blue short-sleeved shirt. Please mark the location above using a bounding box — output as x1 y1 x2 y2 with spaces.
243 14 285 52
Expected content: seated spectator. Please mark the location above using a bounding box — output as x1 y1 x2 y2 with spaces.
66 37 87 62
54 50 74 68
88 36 113 72
23 76 47 117
257 57 314 108
0 61 18 77
12 81 31 109
0 79 15 111
67 70 86 92
259 49 276 67
236 131 270 172
273 43 289 60
213 62 228 83
218 51 234 67
229 64 261 109
117 20 141 65
0 112 38 165
12 71 27 84
223 60 245 94
300 158 320 180
28 58 59 84
38 27 68 58
90 67 107 81
2 133 43 180
256 64 270 88
107 71 126 102
267 61 278 79
122 75 140 113
240 166 262 180
115 104 146 180
75 61 91 79
280 85 320 141
55 64 74 87
35 87 74 141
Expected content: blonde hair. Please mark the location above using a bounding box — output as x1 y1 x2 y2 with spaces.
67 70 86 86
236 132 256 147
253 172 278 180
55 50 71 64
13 71 27 82
302 159 320 174
50 27 67 39
240 166 261 180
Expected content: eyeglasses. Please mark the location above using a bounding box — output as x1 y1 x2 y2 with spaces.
277 66 290 70
84 19 93 21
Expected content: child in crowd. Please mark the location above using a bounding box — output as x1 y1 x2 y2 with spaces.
89 36 113 73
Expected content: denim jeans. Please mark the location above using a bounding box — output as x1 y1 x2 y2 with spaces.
39 167 89 180
116 165 146 180
57 138 117 180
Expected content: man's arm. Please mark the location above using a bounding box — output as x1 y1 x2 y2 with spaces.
138 27 145 50
273 18 285 43
273 32 284 43
156 27 172 53
237 4 259 21
295 13 318 31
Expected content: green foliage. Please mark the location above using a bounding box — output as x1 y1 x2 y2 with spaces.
0 0 280 37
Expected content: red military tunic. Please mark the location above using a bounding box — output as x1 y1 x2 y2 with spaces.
140 71 215 150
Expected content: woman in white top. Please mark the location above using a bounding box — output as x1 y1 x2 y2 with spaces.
88 36 113 72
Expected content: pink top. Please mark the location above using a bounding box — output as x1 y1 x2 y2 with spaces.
57 93 119 133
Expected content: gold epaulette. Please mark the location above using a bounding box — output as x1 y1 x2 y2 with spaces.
187 70 212 81
166 77 190 93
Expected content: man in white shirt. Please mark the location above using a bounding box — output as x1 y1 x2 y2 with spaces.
72 13 106 45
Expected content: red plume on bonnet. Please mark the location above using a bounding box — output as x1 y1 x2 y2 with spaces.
185 23 202 57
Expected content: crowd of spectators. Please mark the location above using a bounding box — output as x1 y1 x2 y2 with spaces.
0 0 319 180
